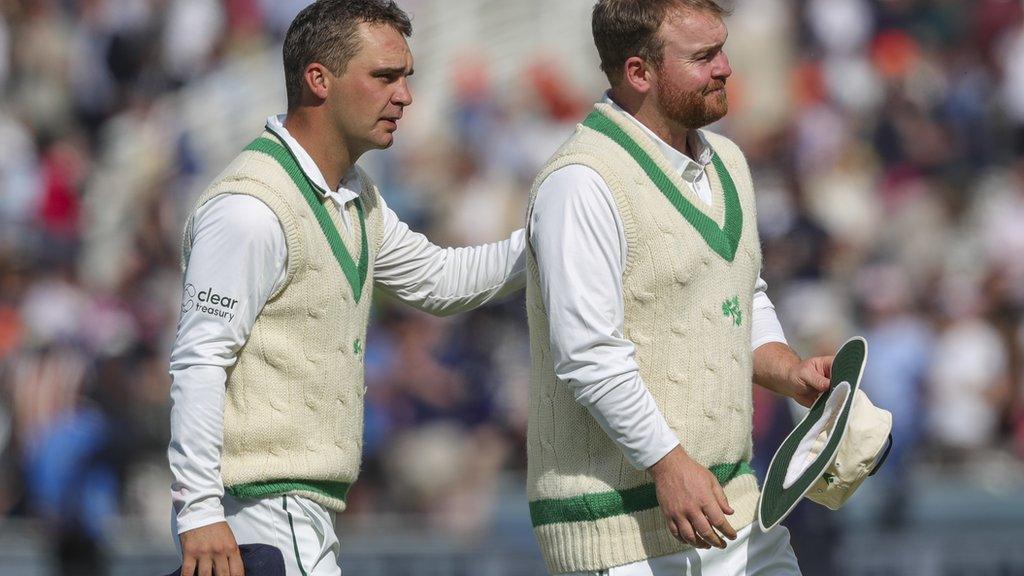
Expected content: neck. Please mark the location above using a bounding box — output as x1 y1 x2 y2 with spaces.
608 87 691 156
283 109 356 191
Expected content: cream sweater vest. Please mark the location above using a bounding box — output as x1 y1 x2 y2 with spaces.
182 131 383 513
525 104 763 573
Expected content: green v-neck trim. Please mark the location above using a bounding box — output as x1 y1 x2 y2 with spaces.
244 136 369 302
581 110 743 262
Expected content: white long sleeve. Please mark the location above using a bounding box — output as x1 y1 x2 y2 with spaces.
530 167 680 470
373 196 526 314
168 194 287 534
266 112 527 311
530 161 786 470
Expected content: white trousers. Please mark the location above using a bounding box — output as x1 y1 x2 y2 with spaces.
174 493 342 576
566 523 800 576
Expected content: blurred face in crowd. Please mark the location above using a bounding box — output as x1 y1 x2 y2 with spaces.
325 22 413 156
649 8 732 130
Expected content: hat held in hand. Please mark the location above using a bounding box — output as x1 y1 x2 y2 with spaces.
758 336 893 531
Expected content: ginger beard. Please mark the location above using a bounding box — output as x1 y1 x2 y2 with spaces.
656 73 729 130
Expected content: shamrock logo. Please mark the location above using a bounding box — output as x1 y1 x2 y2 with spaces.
722 296 742 327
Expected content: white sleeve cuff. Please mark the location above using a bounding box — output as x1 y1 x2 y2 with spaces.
632 416 681 470
174 500 226 535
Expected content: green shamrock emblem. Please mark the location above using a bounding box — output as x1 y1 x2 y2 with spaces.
722 296 742 326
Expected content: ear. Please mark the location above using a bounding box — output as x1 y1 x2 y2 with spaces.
622 56 654 94
303 63 331 101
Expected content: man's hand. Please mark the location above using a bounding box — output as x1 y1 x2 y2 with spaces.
648 445 737 549
753 342 833 407
179 521 244 576
786 355 833 407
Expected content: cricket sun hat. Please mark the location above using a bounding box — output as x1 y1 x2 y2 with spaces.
757 336 894 531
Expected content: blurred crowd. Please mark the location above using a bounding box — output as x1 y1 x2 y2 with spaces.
2 0 1024 572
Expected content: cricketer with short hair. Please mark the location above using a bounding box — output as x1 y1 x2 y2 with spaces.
525 1 833 573
168 1 526 574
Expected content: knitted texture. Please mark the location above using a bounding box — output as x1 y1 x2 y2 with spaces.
182 131 384 512
525 104 763 573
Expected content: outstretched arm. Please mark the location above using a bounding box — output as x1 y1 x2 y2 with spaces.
373 196 526 315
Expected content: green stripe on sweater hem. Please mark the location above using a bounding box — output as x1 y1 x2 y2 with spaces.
226 479 352 502
244 135 369 302
581 110 743 262
528 461 754 527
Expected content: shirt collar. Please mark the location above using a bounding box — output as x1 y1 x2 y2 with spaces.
602 93 713 185
265 114 360 205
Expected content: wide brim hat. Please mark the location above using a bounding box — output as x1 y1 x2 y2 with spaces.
758 336 893 531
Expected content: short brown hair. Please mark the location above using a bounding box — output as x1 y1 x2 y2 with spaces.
283 0 413 110
592 0 730 86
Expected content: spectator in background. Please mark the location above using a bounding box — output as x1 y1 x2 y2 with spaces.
857 263 932 527
11 347 118 576
927 287 1010 461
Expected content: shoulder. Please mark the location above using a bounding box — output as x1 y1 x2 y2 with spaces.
538 163 607 191
193 193 284 244
534 132 626 196
532 164 619 230
536 164 613 208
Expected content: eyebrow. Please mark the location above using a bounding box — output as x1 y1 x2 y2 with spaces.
694 42 725 58
372 66 414 77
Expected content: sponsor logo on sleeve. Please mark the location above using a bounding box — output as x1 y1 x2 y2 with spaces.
182 283 238 322
182 283 196 313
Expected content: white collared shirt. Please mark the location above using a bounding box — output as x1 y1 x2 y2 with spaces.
267 114 359 223
605 99 716 205
168 116 527 534
528 95 786 471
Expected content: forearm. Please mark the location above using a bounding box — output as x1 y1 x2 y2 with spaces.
374 200 526 315
407 230 527 315
570 368 680 470
754 339 835 407
532 164 678 469
169 365 228 533
752 341 803 398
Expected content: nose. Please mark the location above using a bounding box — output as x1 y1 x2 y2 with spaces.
393 77 412 107
714 51 733 80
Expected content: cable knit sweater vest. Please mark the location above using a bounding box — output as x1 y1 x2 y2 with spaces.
525 104 763 573
182 130 383 512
